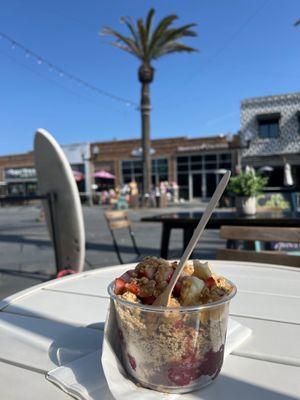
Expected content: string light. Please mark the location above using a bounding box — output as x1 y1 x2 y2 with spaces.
0 31 137 108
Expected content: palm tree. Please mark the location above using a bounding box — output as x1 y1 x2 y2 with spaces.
101 9 197 198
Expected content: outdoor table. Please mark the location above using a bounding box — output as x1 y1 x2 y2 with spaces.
141 211 300 258
0 260 299 399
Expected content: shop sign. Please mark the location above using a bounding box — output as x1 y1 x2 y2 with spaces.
5 167 36 180
177 143 228 152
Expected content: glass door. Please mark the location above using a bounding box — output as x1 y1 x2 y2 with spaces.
205 173 217 198
192 173 202 199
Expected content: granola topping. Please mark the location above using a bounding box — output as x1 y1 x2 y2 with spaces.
115 257 233 306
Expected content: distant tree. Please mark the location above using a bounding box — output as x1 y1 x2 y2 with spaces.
101 9 197 197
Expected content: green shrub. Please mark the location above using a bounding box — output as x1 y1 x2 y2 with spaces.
228 171 268 197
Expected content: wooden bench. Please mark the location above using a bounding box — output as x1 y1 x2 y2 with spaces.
217 226 300 268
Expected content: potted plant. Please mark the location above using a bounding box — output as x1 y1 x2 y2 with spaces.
227 171 268 215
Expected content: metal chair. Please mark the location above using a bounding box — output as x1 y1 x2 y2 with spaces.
217 225 300 268
104 210 141 264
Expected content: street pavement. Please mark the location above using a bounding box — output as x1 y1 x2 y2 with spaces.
0 204 225 299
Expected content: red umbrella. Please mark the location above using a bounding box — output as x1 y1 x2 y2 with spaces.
72 170 85 182
93 170 116 179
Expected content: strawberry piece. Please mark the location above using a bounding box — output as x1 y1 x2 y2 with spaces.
114 278 126 295
120 270 134 283
125 281 140 295
142 295 156 305
205 277 216 289
127 353 137 370
166 268 174 283
173 280 182 296
155 267 173 283
137 270 146 278
137 266 156 279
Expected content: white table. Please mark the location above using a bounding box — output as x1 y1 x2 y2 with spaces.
0 260 299 399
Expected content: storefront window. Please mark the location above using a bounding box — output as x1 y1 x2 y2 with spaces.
26 183 37 195
204 154 217 169
219 153 232 169
121 158 168 187
8 183 26 195
176 153 232 200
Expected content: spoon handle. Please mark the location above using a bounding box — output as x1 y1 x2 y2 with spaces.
154 170 231 307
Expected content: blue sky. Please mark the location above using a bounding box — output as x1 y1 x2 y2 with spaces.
1 0 300 155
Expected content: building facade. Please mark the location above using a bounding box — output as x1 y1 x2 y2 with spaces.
2 90 299 201
91 135 238 201
0 135 238 201
0 143 90 196
240 92 300 189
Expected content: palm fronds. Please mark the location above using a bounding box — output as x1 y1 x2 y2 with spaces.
101 8 197 64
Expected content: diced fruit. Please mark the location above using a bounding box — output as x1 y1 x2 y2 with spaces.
127 353 137 370
125 281 140 295
142 295 156 305
155 266 173 283
114 278 126 295
193 260 212 280
137 265 156 279
183 261 194 275
120 270 134 283
180 276 205 306
165 268 174 283
137 270 147 278
173 280 182 296
205 276 216 289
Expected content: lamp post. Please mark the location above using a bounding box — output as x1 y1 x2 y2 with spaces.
81 144 100 206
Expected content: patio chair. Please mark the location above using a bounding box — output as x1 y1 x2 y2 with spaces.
104 210 141 264
217 226 300 268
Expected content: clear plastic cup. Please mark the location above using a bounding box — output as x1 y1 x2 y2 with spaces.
108 279 236 394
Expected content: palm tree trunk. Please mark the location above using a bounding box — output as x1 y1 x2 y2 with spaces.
141 81 151 199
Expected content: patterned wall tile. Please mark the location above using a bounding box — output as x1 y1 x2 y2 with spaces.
240 92 300 158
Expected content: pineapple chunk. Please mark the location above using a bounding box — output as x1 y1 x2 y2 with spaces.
180 276 205 306
193 260 212 280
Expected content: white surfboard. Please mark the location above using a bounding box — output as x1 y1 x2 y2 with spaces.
34 129 85 273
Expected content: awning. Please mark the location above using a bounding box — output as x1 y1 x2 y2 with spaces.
72 170 85 182
93 170 116 179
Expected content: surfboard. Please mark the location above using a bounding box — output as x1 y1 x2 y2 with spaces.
34 129 85 273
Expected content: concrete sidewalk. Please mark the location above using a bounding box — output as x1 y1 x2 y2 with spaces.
0 205 225 299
